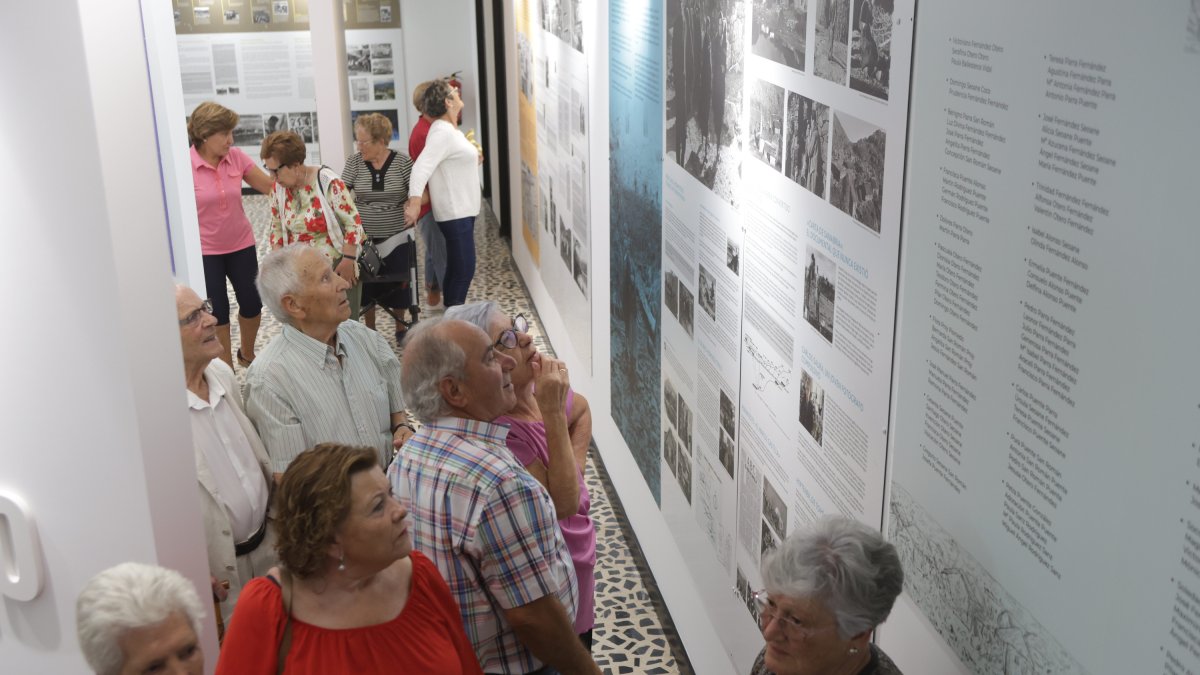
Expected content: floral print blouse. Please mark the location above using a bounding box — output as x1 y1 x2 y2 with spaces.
268 171 365 263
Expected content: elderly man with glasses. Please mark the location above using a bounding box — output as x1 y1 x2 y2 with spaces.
175 284 277 621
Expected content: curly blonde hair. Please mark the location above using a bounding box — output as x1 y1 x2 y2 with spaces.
273 444 378 579
354 112 393 145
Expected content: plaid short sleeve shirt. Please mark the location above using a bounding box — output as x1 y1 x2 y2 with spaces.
389 417 578 674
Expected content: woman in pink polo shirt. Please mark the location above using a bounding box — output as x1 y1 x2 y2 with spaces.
188 102 275 368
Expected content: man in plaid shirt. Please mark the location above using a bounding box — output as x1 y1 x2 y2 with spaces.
390 317 601 675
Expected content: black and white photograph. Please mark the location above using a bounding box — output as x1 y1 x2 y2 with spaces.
736 566 759 621
803 246 836 342
373 79 396 101
664 378 679 428
287 112 314 143
762 477 789 538
785 92 830 198
677 281 695 338
572 238 589 296
718 430 735 478
761 519 780 559
749 78 785 171
677 452 693 503
517 33 534 99
665 269 680 318
698 263 717 321
223 9 240 24
350 79 370 103
1189 0 1200 53
677 394 693 455
370 43 392 59
799 368 826 445
379 5 393 22
830 110 886 232
813 0 850 84
541 186 553 242
540 0 585 53
664 430 679 476
263 114 287 135
520 162 537 240
232 115 264 146
193 7 211 24
272 0 290 21
666 0 745 206
751 0 807 71
371 58 393 76
719 388 735 437
559 223 573 268
726 238 740 275
849 0 893 99
253 9 270 24
347 45 371 75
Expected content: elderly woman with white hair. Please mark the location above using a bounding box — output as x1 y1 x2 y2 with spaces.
443 301 599 648
750 515 904 675
75 562 206 675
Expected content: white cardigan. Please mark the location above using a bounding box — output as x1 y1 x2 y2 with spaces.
409 119 481 222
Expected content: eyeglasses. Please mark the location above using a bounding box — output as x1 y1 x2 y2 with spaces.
752 590 831 639
179 299 214 327
264 162 288 176
494 314 529 350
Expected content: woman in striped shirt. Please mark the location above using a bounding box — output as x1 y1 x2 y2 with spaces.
343 113 415 336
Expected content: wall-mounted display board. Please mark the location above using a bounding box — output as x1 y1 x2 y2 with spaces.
516 0 594 367
733 0 914 627
609 0 665 500
172 0 409 167
883 1 1200 673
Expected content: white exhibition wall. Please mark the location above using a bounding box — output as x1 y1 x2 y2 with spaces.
505 1 1200 674
0 1 215 672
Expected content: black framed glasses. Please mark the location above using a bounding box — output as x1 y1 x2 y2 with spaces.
179 299 214 327
494 314 529 350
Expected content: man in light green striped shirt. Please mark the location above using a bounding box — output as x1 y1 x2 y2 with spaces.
245 245 414 475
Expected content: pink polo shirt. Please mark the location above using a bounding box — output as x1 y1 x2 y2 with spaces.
191 145 258 255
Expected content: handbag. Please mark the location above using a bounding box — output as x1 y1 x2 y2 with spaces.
358 239 384 279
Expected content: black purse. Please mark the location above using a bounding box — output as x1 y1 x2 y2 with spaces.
358 239 384 279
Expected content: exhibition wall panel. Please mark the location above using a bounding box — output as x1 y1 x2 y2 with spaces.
881 1 1200 673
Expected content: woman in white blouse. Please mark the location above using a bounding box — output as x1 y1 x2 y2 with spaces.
404 79 481 308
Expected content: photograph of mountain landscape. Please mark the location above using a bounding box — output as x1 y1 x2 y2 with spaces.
830 110 885 233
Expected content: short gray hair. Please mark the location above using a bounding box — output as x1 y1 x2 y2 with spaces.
761 515 903 639
256 244 309 326
400 316 467 422
444 301 504 334
76 562 205 675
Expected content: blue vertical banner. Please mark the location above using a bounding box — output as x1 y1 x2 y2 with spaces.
609 0 664 502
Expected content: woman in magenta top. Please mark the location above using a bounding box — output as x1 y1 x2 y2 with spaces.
188 102 274 368
445 301 598 648
215 444 482 674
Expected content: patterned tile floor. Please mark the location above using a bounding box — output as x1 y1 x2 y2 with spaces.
229 195 694 674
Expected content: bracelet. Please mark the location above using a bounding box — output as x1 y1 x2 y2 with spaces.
391 422 416 434
341 255 358 263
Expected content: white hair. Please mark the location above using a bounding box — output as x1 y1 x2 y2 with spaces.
255 244 309 326
761 515 903 639
75 562 205 675
400 317 468 422
444 301 505 334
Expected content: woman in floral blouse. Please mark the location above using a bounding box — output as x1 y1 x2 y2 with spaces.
261 131 367 319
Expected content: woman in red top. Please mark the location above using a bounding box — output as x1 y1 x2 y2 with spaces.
216 444 482 674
